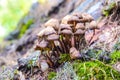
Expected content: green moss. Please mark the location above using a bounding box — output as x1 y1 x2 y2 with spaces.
19 19 33 37
102 2 116 17
72 60 120 80
48 72 56 80
58 54 71 63
110 50 120 64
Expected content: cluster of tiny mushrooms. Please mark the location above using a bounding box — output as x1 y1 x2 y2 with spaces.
35 12 99 70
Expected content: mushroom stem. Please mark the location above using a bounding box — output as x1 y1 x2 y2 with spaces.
59 37 67 53
71 35 75 47
89 29 95 45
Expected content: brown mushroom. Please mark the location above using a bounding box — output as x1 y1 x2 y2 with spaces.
72 12 82 19
61 15 79 26
37 27 56 38
88 21 98 29
75 23 85 30
69 47 81 59
35 39 49 51
44 19 59 30
80 13 93 22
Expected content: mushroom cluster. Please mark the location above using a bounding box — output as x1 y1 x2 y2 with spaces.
35 12 99 67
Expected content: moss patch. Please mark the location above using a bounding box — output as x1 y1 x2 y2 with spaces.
48 72 56 80
110 50 120 64
72 60 120 80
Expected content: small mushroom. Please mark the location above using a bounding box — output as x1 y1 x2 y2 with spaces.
46 34 59 41
37 27 56 37
35 39 48 50
87 21 98 45
69 47 81 59
60 29 73 35
72 12 82 19
59 29 73 53
61 15 79 25
80 13 93 22
75 23 85 30
60 24 72 31
44 19 59 30
88 21 98 29
40 60 49 72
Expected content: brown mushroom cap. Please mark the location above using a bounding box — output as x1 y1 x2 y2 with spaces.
60 24 72 30
88 21 98 29
75 23 85 30
74 29 85 35
37 27 56 37
37 39 48 48
72 12 82 19
81 13 93 22
69 47 81 59
46 34 59 41
44 18 59 30
61 15 80 24
60 29 73 35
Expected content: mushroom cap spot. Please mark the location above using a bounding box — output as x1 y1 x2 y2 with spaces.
46 34 59 41
74 29 85 35
75 23 85 30
45 18 59 30
38 39 48 48
81 13 93 22
72 12 82 19
60 29 73 35
69 47 81 59
89 21 97 29
60 24 72 30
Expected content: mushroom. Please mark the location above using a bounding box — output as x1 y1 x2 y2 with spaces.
88 21 98 29
80 13 93 22
46 33 60 55
35 39 48 51
87 21 98 45
61 15 79 28
44 19 59 30
60 28 73 52
40 60 49 72
69 47 81 59
75 23 85 30
74 23 86 49
72 12 82 19
37 27 56 38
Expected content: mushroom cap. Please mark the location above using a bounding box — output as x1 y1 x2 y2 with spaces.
37 39 48 48
88 21 98 29
60 24 72 30
37 27 56 37
44 18 59 30
69 47 81 59
81 13 93 22
74 29 85 35
60 29 73 35
46 34 59 41
61 15 79 24
75 23 85 30
40 60 49 72
72 12 82 19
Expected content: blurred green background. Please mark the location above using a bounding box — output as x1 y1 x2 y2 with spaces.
0 0 35 41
